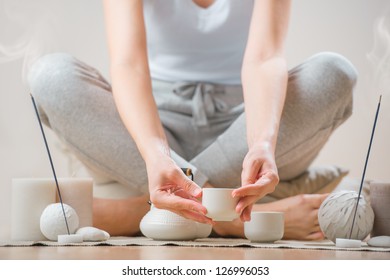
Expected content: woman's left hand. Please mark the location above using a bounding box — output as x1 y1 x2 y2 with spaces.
232 142 279 222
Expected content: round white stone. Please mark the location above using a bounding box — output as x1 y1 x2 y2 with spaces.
367 236 390 247
58 234 83 244
76 227 110 241
40 203 79 241
336 238 361 248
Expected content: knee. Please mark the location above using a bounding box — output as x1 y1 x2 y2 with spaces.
300 52 357 120
27 52 77 104
309 52 358 94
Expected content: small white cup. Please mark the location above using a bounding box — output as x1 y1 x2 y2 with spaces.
202 188 239 221
244 211 284 243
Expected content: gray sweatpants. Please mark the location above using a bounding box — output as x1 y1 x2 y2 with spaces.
28 52 357 196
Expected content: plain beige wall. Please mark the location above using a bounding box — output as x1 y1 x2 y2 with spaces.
1 0 389 240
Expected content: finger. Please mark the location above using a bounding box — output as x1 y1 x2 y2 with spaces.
152 191 207 215
179 176 202 198
320 193 330 203
236 195 259 214
234 172 277 197
232 183 271 198
172 189 200 202
240 204 253 222
310 193 329 208
179 209 214 225
241 159 262 186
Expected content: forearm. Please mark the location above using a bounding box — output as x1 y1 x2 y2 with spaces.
241 56 288 151
110 64 169 163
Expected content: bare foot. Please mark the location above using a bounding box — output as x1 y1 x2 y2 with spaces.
212 193 329 241
272 193 328 240
93 194 150 236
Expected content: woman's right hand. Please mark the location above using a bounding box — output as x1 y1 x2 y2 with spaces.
146 154 213 225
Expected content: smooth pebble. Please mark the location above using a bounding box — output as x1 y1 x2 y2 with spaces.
76 226 110 241
367 236 390 247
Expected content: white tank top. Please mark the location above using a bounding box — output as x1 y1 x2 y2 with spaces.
143 0 254 85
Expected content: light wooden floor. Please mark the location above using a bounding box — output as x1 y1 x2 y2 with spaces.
1 246 389 260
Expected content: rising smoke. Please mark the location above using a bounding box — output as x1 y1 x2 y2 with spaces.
367 15 390 97
0 0 57 83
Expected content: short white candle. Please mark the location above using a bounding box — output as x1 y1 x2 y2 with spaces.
11 178 56 241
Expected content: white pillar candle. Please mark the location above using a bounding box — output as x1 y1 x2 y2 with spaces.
11 178 56 241
57 178 93 228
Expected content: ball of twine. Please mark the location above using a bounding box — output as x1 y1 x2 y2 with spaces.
318 191 374 242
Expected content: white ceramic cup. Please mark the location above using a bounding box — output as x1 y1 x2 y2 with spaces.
202 188 239 221
244 211 284 243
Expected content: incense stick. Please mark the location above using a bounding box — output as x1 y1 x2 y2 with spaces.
349 95 382 239
30 93 70 235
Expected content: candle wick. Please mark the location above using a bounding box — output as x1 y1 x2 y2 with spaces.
30 93 70 236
